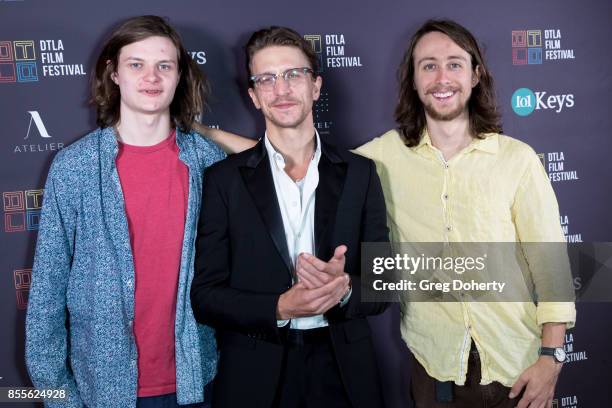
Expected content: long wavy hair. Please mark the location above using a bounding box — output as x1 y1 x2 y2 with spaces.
395 20 502 146
91 15 208 132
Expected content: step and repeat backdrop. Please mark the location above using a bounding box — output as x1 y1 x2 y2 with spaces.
1 0 611 407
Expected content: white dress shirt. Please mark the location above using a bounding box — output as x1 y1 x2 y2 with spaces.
264 132 328 330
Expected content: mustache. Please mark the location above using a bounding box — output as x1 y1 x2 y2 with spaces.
426 86 459 94
271 97 300 105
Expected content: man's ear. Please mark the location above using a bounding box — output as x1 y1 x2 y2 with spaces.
248 87 261 110
312 75 322 101
472 65 481 88
108 60 119 85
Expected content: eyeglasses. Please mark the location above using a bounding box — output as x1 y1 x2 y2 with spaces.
250 67 315 91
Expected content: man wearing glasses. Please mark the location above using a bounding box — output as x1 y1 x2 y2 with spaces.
190 26 388 408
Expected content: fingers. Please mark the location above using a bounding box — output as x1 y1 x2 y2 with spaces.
285 273 349 318
297 266 323 289
298 258 333 287
515 384 543 408
308 274 348 299
307 276 348 314
300 250 345 277
509 375 527 399
332 245 347 261
300 252 328 272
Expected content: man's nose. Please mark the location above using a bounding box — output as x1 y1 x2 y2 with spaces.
273 75 291 95
143 66 161 83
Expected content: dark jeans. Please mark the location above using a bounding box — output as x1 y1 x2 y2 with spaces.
136 383 212 408
272 328 352 408
410 345 523 408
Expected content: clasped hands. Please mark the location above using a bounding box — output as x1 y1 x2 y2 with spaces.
276 245 351 320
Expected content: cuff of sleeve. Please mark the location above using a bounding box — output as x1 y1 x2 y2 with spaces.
277 319 290 327
339 286 352 308
536 302 576 329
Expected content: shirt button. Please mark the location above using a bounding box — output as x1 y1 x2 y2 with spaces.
444 164 449 169
443 194 449 200
126 279 133 288
446 226 452 232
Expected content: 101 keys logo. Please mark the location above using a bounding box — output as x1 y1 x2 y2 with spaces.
511 88 574 116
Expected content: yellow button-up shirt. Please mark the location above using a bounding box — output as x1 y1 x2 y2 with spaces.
354 129 576 387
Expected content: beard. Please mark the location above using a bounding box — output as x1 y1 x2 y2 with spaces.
422 88 469 121
265 98 311 129
423 101 467 121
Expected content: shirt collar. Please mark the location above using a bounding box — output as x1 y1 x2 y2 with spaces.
413 128 499 155
264 129 322 171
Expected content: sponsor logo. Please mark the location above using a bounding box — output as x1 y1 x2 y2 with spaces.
303 33 362 135
0 40 37 82
14 268 31 310
564 332 588 363
511 87 574 116
0 39 86 83
560 214 583 243
313 91 332 136
304 33 363 70
3 189 43 232
189 50 207 65
14 111 64 153
558 395 578 407
543 151 579 183
512 29 575 65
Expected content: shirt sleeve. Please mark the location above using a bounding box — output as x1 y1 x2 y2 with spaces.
511 149 576 328
25 159 84 407
352 135 383 162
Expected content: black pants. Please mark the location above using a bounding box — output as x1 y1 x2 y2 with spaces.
272 327 352 408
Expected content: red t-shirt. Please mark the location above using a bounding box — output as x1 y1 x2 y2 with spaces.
116 130 189 397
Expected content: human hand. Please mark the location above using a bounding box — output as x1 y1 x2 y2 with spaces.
509 356 563 408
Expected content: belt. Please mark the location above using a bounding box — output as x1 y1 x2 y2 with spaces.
286 327 330 347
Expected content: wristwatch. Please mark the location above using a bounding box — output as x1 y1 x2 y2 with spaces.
539 346 567 363
339 276 352 307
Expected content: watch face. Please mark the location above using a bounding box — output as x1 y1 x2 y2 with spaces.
554 348 567 362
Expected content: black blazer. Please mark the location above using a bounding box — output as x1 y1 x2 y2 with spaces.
191 140 389 408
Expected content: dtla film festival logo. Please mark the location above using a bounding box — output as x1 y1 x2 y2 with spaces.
302 33 364 135
537 151 579 183
0 39 86 83
14 268 32 310
511 29 575 65
303 33 363 70
3 189 43 232
559 214 583 243
511 87 574 116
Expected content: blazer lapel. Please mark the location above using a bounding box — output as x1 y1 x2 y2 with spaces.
239 142 293 278
315 143 347 256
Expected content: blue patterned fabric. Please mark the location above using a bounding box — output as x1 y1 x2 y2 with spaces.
25 127 225 408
